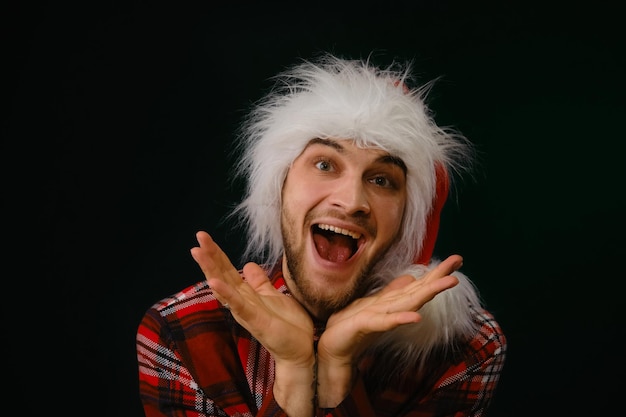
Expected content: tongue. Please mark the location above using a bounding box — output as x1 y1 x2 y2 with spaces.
313 233 353 262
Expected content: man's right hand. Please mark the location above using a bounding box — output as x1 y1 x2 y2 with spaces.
190 231 317 416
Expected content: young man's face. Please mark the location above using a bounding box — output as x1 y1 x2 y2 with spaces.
280 138 407 320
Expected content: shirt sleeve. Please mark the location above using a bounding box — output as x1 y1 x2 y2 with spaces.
137 303 293 417
314 308 506 417
137 306 232 416
425 309 507 417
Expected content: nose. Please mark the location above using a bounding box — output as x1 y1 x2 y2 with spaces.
329 175 371 215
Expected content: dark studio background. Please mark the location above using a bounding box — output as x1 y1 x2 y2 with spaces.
5 1 625 416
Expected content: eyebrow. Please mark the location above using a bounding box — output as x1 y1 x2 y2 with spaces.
307 137 344 151
381 154 407 173
306 138 407 173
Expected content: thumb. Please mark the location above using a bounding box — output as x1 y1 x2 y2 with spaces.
242 262 271 290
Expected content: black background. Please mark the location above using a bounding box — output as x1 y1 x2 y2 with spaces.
5 1 625 416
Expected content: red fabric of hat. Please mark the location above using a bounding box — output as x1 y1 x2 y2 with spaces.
414 164 449 265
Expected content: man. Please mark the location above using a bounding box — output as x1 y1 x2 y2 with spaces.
137 53 506 416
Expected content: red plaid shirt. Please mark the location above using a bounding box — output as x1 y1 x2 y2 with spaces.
137 266 506 417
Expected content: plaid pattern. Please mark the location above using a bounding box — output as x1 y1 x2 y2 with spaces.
137 267 506 417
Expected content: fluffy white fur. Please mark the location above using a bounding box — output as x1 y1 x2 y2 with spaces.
364 260 482 373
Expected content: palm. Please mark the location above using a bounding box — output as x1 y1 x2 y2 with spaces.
191 231 314 364
318 277 417 363
318 256 462 364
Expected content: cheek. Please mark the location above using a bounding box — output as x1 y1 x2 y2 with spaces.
377 200 406 237
284 175 326 205
282 181 321 225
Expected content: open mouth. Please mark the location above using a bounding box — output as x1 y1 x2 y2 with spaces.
312 223 362 262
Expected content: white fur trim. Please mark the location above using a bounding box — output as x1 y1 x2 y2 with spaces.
364 260 482 369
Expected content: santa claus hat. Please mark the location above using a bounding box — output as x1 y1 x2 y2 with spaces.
231 53 473 270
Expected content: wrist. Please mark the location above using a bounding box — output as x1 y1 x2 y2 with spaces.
316 358 356 408
273 357 317 415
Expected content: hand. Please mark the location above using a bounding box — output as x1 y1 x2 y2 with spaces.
314 255 462 407
191 231 317 416
190 231 315 366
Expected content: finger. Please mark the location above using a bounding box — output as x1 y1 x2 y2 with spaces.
424 274 459 296
378 275 416 295
345 310 423 340
437 254 463 275
372 310 422 329
379 273 459 316
206 278 235 307
420 254 463 284
242 262 272 291
190 231 242 286
357 274 459 332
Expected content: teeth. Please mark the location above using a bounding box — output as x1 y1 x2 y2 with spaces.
317 224 362 239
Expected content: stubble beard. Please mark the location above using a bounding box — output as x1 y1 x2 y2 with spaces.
280 213 390 321
282 241 372 321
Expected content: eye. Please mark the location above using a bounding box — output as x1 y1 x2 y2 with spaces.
314 159 333 172
370 175 392 188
